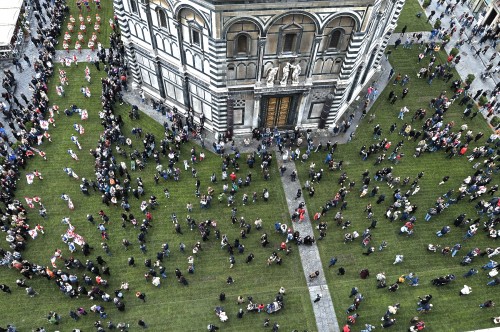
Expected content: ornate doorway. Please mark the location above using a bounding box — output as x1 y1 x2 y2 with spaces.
260 95 298 129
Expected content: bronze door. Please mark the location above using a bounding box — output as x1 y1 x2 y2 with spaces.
263 96 292 128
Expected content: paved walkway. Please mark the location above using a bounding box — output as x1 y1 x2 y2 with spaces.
276 154 340 332
388 0 498 95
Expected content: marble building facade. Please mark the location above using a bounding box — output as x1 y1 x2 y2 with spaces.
114 0 405 135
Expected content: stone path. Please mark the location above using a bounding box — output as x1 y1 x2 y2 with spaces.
275 154 340 332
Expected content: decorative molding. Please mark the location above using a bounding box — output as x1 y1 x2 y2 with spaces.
223 16 235 25
256 15 273 24
200 10 211 26
312 89 330 101
318 13 331 22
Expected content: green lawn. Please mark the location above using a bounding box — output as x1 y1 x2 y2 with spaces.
295 46 499 331
56 1 113 50
0 66 315 331
395 0 433 33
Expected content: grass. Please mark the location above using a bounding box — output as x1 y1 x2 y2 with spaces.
1 65 316 331
56 1 113 50
395 0 433 33
3 2 498 331
295 45 499 331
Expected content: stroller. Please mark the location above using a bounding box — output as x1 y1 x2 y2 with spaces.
214 306 228 322
247 302 259 312
266 301 283 314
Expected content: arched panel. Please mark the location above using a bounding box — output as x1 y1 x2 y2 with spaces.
164 39 172 55
128 20 137 37
225 21 260 57
332 58 343 74
320 12 361 34
134 24 142 39
266 13 317 56
155 34 165 51
322 15 357 52
156 0 173 12
203 59 210 74
247 62 256 79
227 65 236 80
236 63 247 80
322 58 334 74
223 17 264 38
172 42 180 58
143 27 151 43
313 59 323 75
185 49 194 66
194 54 203 71
265 11 320 34
176 5 210 35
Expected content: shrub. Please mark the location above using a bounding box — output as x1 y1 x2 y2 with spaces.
434 19 442 29
24 121 34 131
449 47 459 57
422 0 431 8
478 96 488 106
465 74 475 85
490 116 500 127
10 142 21 151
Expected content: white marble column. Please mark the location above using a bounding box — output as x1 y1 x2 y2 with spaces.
296 90 310 126
252 94 262 128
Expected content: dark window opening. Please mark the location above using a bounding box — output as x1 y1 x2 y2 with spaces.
192 30 200 46
130 0 138 13
329 30 342 49
283 34 297 53
236 35 248 54
158 11 167 28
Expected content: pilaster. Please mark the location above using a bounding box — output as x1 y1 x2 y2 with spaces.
252 94 262 128
255 37 267 86
305 36 322 84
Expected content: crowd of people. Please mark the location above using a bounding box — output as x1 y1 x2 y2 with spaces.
0 0 150 330
1 0 500 330
307 4 499 331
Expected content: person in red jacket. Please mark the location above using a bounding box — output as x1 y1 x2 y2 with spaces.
230 172 237 182
459 145 468 156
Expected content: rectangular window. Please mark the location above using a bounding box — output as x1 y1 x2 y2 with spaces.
140 68 158 90
233 106 244 125
130 0 138 14
192 97 202 112
165 81 175 97
203 103 212 119
191 29 201 46
283 34 297 53
175 87 184 102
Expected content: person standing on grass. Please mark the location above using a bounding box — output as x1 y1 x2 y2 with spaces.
0 284 12 293
479 300 495 308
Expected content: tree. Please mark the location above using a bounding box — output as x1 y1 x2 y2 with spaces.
449 47 459 57
465 74 475 85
